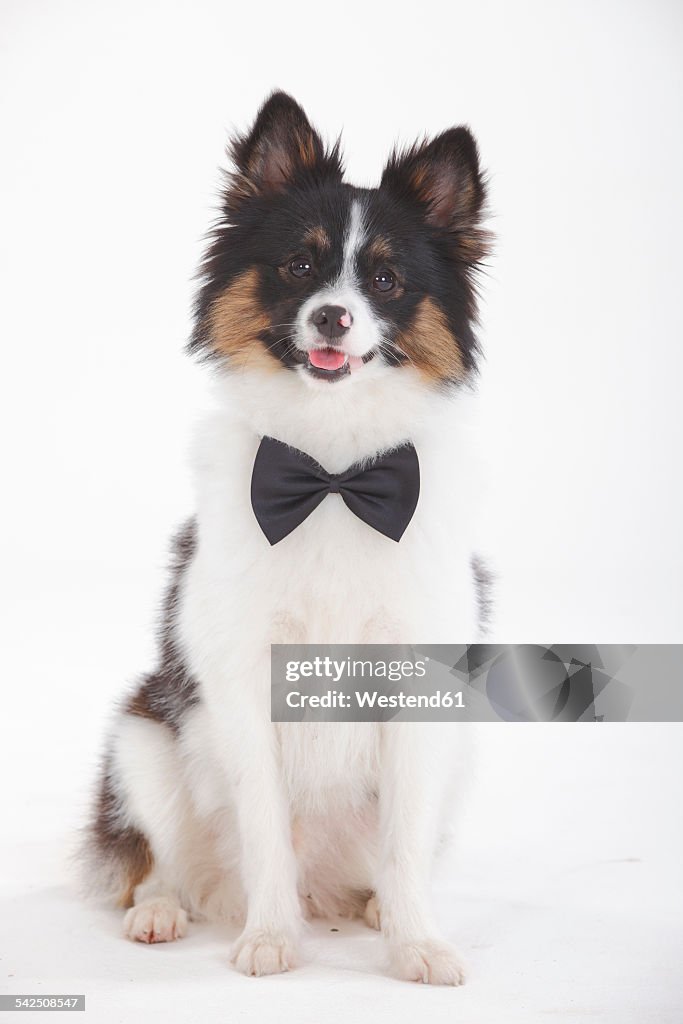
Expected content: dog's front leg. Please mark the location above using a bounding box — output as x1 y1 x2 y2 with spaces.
376 722 466 986
217 693 302 976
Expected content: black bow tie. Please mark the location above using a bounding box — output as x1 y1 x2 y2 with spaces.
251 436 420 545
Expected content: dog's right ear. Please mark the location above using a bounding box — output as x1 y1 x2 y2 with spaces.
225 92 343 209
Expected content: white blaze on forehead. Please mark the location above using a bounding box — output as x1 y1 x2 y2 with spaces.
295 196 383 360
340 199 367 283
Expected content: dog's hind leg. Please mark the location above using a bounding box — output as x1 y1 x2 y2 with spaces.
85 712 192 943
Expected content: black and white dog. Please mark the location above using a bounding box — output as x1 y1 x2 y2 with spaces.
84 92 491 984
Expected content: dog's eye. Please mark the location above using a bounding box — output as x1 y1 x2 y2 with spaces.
289 257 312 278
372 269 396 293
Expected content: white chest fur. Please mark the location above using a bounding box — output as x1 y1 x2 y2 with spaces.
176 368 481 812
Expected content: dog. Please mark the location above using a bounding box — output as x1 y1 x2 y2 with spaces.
83 91 491 984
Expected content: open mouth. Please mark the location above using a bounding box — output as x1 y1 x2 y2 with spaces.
305 346 375 382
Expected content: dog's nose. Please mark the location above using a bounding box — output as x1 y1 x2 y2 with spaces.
311 305 353 340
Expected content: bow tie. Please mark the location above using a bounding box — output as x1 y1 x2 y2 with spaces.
251 436 420 545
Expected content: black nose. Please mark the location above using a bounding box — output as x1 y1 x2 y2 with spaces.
311 305 353 340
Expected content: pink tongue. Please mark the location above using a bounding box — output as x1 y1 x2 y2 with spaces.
309 347 347 371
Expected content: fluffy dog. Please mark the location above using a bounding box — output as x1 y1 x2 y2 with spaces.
83 91 491 984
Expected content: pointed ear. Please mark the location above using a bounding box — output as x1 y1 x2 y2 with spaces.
381 127 489 263
226 91 343 207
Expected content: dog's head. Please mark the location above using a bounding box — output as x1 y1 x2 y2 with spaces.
191 92 490 390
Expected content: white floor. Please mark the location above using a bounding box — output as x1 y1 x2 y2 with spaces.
2 725 681 1024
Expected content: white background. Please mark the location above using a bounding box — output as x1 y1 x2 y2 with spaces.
1 1 682 1021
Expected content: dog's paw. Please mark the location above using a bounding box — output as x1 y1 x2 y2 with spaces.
124 898 188 944
389 938 466 986
230 928 298 976
363 894 381 930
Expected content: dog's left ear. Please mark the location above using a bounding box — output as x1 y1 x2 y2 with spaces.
227 91 343 208
381 128 489 263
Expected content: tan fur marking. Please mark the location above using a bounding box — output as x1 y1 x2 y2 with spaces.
118 835 154 909
367 236 393 263
297 132 317 167
304 225 331 251
396 297 464 382
125 689 159 723
410 164 429 193
91 767 155 909
209 268 279 372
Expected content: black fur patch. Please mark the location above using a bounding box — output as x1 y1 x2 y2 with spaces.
88 756 153 907
124 519 200 733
